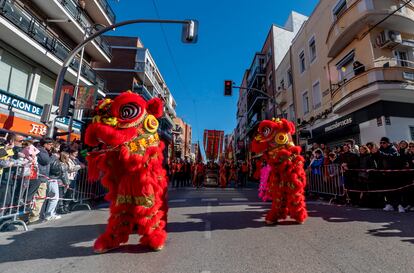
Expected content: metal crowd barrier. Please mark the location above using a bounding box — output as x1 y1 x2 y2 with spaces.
71 167 106 210
306 164 345 201
343 168 414 205
307 164 414 205
0 165 106 232
0 166 31 231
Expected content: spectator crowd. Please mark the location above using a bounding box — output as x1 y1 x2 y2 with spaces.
0 134 86 230
305 137 414 212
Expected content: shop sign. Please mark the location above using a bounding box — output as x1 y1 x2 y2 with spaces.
0 90 42 115
29 123 47 136
0 89 83 130
324 117 353 133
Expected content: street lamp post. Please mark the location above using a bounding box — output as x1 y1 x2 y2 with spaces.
66 24 107 142
46 18 198 138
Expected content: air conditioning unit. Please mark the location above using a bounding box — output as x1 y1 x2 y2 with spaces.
378 30 402 49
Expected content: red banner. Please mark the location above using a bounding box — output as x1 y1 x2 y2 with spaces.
76 85 98 109
203 130 224 161
60 85 98 110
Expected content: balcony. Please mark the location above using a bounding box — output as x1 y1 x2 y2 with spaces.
84 0 116 26
133 83 154 101
31 0 112 62
0 0 104 88
331 65 414 113
247 89 267 115
276 89 288 106
135 61 164 96
326 0 414 57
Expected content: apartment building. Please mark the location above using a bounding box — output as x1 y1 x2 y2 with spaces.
288 0 414 147
235 70 248 160
0 0 114 139
92 36 177 156
173 117 192 160
235 11 307 160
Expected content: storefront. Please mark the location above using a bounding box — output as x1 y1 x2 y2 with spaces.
309 101 414 148
0 89 82 140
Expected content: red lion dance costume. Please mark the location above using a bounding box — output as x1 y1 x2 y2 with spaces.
251 118 308 225
85 91 168 253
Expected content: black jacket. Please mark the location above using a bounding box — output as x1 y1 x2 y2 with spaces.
379 145 400 169
339 152 359 169
37 147 52 177
358 154 376 170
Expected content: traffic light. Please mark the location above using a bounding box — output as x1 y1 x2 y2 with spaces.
52 127 70 139
224 80 233 96
60 93 76 117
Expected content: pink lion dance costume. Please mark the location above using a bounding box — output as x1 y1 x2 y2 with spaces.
251 118 308 225
85 91 168 253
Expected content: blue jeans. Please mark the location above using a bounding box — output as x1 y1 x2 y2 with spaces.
45 180 59 217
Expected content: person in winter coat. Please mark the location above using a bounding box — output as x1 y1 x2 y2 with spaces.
310 149 324 176
407 142 414 169
63 148 83 212
53 150 70 215
379 137 406 213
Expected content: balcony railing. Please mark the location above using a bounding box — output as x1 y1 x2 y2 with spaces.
133 83 154 101
326 0 414 57
135 62 164 95
247 66 265 88
57 0 112 58
276 89 288 106
331 65 414 108
0 0 105 89
96 0 116 23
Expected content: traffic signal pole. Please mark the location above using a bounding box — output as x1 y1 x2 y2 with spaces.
232 85 278 117
45 18 198 139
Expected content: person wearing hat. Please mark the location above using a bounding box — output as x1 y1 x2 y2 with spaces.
379 137 407 213
378 137 399 169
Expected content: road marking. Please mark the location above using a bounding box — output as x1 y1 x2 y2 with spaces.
205 202 212 239
201 271 211 273
201 198 218 202
169 199 186 203
218 202 270 206
232 198 248 201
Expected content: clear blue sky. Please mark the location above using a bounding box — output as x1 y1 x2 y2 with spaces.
109 0 319 143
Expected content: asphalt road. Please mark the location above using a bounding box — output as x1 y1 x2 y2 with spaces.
0 186 413 273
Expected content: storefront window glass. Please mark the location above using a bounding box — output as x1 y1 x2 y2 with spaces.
0 50 32 98
36 73 55 105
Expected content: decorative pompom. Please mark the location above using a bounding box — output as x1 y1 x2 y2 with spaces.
146 97 164 118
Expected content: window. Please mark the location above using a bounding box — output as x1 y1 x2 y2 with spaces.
395 50 411 67
333 0 347 20
309 36 316 63
267 72 273 87
299 51 306 73
0 50 33 98
312 81 321 109
279 78 285 90
266 47 272 64
36 73 55 105
287 68 293 87
336 50 355 81
289 104 295 121
410 126 414 140
302 91 309 114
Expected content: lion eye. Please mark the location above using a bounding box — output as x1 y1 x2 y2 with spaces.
120 103 141 120
262 127 271 137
